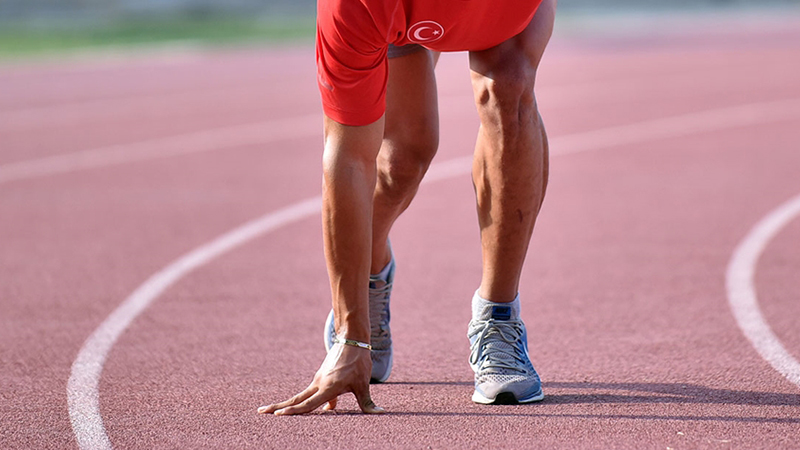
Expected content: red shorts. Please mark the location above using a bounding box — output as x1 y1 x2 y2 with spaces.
317 0 543 126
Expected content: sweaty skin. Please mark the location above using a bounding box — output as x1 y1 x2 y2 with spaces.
259 0 556 415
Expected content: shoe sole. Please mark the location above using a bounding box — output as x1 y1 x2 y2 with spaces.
472 389 545 405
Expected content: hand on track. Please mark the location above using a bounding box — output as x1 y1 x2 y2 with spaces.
258 343 384 415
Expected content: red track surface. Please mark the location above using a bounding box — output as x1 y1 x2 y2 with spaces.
2 12 800 449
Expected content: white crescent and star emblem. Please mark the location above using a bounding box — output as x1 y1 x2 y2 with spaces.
407 21 445 44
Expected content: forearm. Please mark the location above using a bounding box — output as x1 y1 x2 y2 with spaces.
321 115 385 343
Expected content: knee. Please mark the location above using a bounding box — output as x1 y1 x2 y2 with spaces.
470 0 553 134
473 65 539 135
376 133 438 201
471 62 548 171
321 144 373 184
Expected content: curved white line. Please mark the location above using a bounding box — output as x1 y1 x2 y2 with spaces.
67 197 321 449
68 99 800 449
726 193 800 388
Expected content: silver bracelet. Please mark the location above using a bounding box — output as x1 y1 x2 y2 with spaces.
332 336 372 350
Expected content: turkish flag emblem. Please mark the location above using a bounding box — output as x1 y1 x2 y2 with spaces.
407 21 445 43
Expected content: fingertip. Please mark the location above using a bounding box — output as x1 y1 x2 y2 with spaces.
367 405 386 414
358 399 385 414
324 397 338 411
257 405 272 414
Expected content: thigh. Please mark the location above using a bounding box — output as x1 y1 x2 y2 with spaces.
382 48 439 160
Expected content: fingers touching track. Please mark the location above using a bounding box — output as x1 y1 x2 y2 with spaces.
257 344 385 415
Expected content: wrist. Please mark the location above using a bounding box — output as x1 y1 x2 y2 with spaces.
332 336 372 350
334 311 371 343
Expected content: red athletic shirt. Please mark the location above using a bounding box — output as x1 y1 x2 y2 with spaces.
316 0 543 126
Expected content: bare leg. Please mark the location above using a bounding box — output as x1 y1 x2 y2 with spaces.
469 0 556 302
370 49 440 272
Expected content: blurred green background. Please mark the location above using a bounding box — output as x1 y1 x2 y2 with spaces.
0 0 798 58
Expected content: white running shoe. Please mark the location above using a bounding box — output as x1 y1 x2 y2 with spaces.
468 294 544 404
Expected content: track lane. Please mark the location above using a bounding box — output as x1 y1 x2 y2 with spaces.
79 100 792 448
94 121 800 449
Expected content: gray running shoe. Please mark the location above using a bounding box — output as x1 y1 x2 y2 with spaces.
324 254 395 383
468 302 544 404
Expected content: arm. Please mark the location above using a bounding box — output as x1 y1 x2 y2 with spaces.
258 115 386 415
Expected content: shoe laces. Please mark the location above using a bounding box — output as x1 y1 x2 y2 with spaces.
368 277 392 340
469 319 527 374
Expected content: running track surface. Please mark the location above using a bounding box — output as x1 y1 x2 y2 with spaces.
2 11 800 450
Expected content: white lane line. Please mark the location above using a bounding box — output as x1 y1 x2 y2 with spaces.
68 99 800 449
553 98 800 156
0 72 725 132
726 193 800 388
0 85 299 133
4 97 800 185
0 115 319 184
425 97 800 179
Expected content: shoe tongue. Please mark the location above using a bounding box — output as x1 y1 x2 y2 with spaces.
491 305 512 320
472 291 521 321
369 262 394 291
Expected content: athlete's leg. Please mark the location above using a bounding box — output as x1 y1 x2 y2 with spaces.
371 48 440 273
468 0 556 302
465 0 556 405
